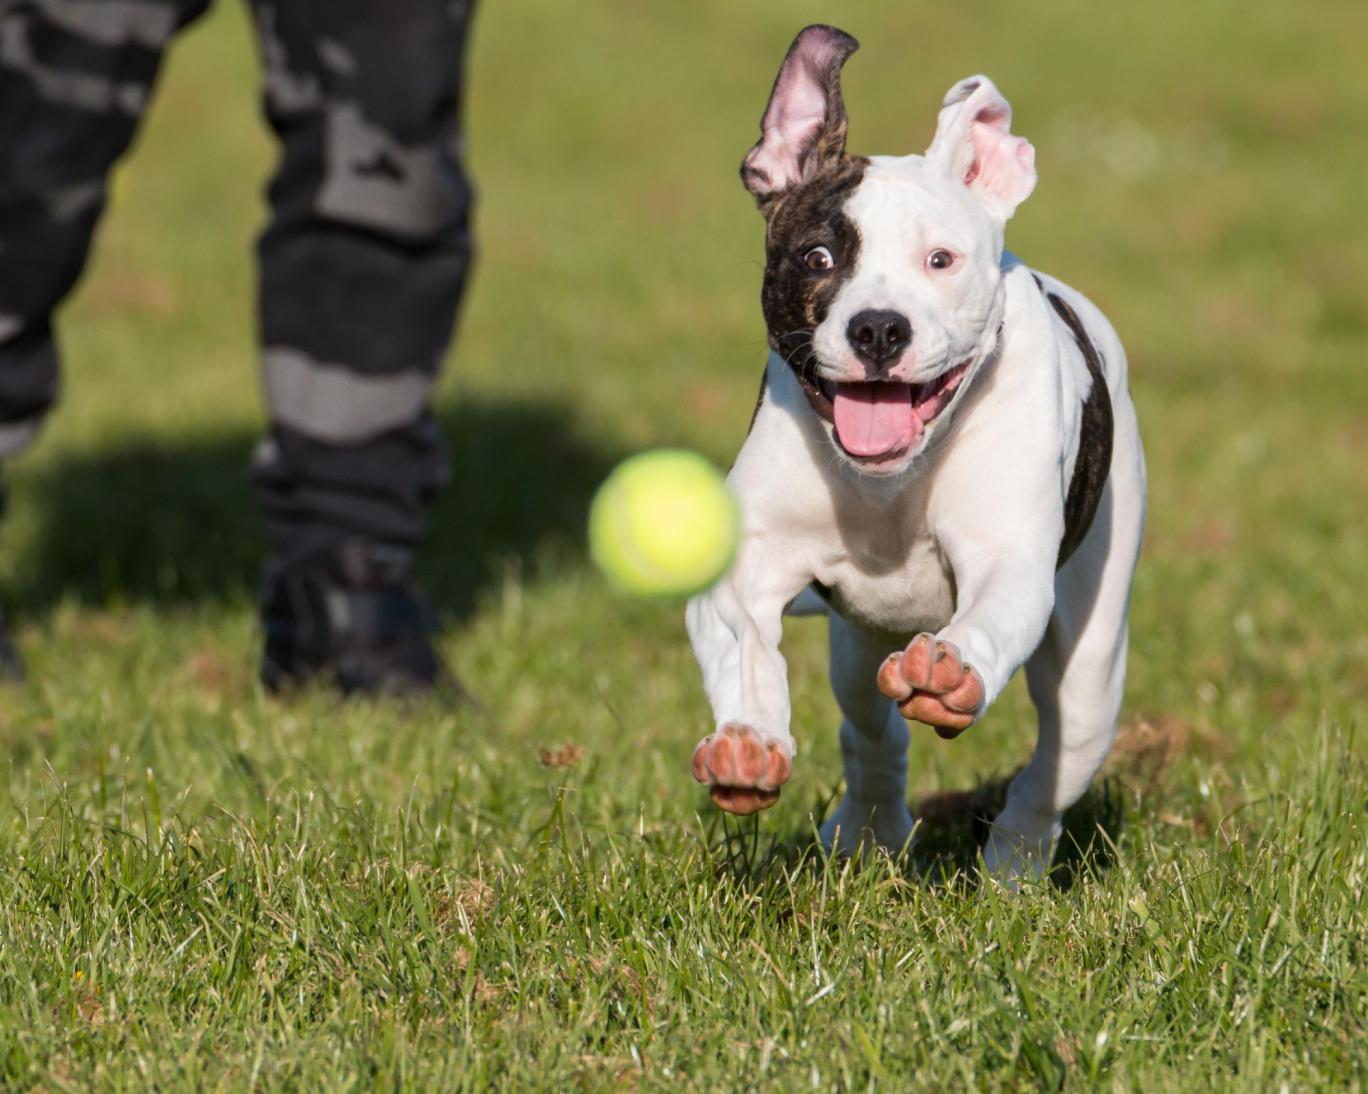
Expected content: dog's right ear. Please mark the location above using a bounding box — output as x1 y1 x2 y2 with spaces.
741 25 859 211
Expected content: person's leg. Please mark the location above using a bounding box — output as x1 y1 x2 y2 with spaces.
0 0 211 678
246 0 476 695
0 476 19 678
245 0 476 695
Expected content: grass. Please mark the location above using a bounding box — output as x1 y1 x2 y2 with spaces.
2 0 1366 1088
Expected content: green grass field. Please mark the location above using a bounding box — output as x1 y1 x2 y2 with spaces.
3 1 1367 1088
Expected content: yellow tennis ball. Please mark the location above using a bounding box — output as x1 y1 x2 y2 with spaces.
589 449 741 597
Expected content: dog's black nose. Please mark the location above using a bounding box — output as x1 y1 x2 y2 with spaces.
846 309 912 369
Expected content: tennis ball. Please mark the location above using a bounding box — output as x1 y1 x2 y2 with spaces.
589 449 741 597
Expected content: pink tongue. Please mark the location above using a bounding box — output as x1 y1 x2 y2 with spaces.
832 382 922 457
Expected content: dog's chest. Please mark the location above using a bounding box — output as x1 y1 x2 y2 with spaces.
812 522 957 643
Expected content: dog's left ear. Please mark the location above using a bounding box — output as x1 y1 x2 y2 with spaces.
926 76 1036 220
741 25 860 211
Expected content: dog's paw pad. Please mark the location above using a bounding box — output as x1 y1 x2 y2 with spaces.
879 636 984 736
691 723 791 815
897 692 978 738
710 785 781 814
877 650 915 699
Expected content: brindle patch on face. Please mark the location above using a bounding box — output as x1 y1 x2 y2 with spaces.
759 156 868 391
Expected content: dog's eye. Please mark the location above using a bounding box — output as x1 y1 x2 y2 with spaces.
927 249 956 271
803 245 835 272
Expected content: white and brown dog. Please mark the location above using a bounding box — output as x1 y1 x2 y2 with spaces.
686 25 1146 883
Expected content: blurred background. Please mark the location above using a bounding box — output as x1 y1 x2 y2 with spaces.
2 1 1366 1085
5 0 1363 733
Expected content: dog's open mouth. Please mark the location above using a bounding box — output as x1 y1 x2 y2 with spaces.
799 363 970 462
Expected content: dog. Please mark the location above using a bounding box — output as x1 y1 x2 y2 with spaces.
685 25 1146 884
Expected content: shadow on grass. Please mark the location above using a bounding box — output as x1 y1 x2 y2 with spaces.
907 773 1124 890
710 772 1125 893
6 397 620 621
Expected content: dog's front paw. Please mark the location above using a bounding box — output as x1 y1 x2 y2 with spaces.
876 633 984 738
691 723 792 815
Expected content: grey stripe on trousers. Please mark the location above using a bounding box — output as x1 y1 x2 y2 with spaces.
262 347 435 446
0 417 42 458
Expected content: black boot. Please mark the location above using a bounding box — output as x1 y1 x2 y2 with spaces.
259 539 458 698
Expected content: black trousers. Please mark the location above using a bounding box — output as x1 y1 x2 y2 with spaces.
0 0 475 562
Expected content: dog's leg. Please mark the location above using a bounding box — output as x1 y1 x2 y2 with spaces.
820 614 914 857
983 464 1145 885
686 556 807 815
875 541 1058 738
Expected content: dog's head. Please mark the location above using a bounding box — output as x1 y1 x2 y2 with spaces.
744 26 1036 475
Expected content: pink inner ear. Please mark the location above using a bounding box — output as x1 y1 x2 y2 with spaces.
746 74 827 190
767 62 829 141
743 26 857 198
966 120 1037 209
